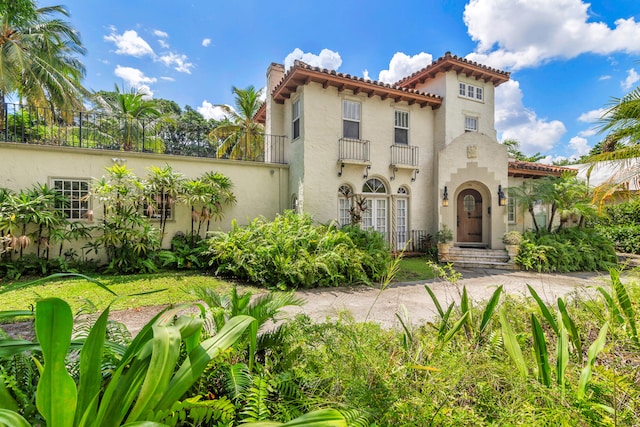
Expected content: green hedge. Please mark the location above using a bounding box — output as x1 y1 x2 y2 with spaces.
204 211 391 289
516 228 618 272
596 224 640 254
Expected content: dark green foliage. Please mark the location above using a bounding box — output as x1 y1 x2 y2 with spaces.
590 198 640 254
516 228 617 272
204 211 391 289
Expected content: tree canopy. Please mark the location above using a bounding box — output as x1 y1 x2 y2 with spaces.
0 0 86 109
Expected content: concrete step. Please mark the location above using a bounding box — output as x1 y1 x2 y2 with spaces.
440 247 517 270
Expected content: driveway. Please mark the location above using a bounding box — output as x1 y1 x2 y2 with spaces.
280 268 612 328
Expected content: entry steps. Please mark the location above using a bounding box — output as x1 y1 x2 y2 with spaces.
445 247 518 270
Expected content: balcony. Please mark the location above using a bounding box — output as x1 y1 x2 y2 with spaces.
0 103 287 164
390 144 419 180
337 137 370 177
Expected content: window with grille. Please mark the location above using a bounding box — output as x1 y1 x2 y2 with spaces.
144 193 174 220
394 110 409 145
337 185 353 226
507 192 516 223
52 178 90 220
465 116 478 132
458 82 484 102
343 100 361 139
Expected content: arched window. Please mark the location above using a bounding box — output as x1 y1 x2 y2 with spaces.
396 187 409 249
361 178 387 233
291 194 298 212
337 185 353 226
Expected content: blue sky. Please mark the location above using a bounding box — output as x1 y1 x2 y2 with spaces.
43 0 640 162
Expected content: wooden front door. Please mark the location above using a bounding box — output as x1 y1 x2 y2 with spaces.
457 189 482 243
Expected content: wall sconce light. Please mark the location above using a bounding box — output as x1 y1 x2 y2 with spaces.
498 185 507 206
442 186 449 207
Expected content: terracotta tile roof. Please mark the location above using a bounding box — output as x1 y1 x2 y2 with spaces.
508 160 577 178
268 60 442 108
396 52 510 89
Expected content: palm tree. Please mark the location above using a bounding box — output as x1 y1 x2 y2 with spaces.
0 1 86 111
209 85 264 160
92 85 162 150
588 86 640 203
507 180 555 233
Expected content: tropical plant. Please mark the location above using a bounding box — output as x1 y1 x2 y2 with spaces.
91 85 163 150
0 1 86 110
0 295 256 427
502 230 523 246
184 171 236 242
435 224 453 244
144 165 186 246
92 164 160 273
209 85 265 160
205 211 391 289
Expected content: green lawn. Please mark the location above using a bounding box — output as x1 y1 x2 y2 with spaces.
0 256 433 315
394 256 436 282
0 272 256 314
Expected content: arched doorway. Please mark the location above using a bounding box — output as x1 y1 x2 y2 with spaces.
457 188 483 243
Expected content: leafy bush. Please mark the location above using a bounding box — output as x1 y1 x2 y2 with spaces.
596 224 640 254
204 211 391 289
516 228 617 272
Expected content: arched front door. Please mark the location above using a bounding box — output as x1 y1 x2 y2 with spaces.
457 189 482 243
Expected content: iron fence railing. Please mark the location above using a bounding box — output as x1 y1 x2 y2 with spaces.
390 144 419 167
0 103 286 164
338 137 370 162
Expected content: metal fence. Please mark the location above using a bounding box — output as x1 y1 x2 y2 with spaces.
390 144 419 167
338 137 370 162
0 103 287 164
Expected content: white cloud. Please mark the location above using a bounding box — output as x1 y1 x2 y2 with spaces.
160 76 175 82
622 68 639 90
284 48 342 71
158 39 170 49
577 107 607 123
153 29 168 38
158 52 193 74
138 85 154 99
496 80 566 154
197 101 232 121
578 128 597 137
464 0 640 70
114 65 157 87
599 75 612 81
202 38 211 47
568 136 591 158
377 52 433 83
104 29 154 57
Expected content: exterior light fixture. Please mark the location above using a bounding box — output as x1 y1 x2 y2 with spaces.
498 185 506 206
442 186 449 207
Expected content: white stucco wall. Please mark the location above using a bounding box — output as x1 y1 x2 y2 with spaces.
282 81 438 233
0 143 288 254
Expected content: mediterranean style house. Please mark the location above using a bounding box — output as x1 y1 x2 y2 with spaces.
0 52 573 266
255 52 572 259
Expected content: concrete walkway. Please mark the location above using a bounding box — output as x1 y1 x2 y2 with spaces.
281 268 614 328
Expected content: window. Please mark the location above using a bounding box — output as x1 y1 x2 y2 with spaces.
292 99 300 140
458 82 484 102
361 179 387 234
52 178 90 220
397 187 409 250
394 110 409 145
507 193 516 223
463 194 476 213
465 116 478 132
338 185 352 226
144 193 174 220
343 100 360 139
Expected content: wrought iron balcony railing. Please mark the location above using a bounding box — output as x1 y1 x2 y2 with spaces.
390 144 419 167
0 103 286 164
338 137 370 163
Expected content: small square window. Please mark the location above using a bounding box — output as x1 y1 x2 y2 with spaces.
52 178 90 220
465 116 478 132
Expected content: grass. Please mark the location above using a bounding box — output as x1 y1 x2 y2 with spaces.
0 255 432 315
394 256 436 282
0 272 257 314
